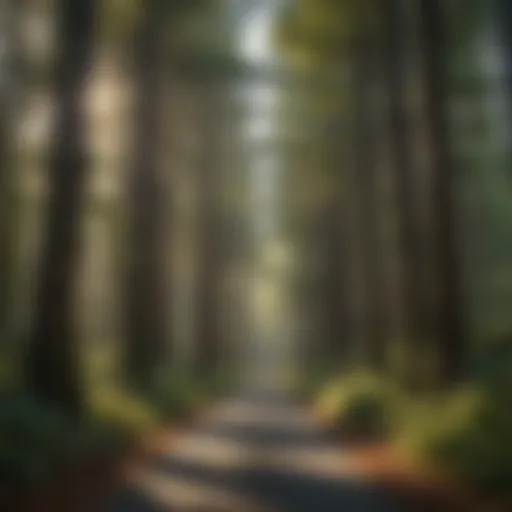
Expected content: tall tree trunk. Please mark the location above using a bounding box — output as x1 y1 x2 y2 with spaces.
123 0 168 390
193 83 223 381
26 0 96 412
324 120 350 365
0 3 13 339
351 40 387 369
381 0 425 384
0 0 25 342
496 0 512 143
418 0 466 385
323 204 348 365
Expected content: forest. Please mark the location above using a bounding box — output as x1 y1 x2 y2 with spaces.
0 0 511 511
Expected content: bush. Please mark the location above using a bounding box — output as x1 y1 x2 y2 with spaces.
0 392 83 488
86 385 157 436
202 369 238 399
402 385 512 501
0 393 112 488
316 370 404 442
150 372 202 421
295 368 332 402
0 388 149 490
472 339 512 409
150 366 238 420
0 346 20 388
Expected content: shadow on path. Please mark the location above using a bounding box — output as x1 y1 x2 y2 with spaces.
98 393 445 511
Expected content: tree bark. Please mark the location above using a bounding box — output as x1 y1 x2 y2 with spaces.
381 0 425 383
0 0 26 342
350 40 387 370
418 0 466 385
324 204 349 364
323 120 350 365
496 0 512 146
123 0 169 390
26 0 96 412
193 83 223 381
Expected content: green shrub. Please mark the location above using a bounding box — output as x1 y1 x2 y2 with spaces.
402 385 512 500
202 369 238 399
294 362 340 401
86 385 157 435
0 389 146 490
316 370 404 441
0 346 20 387
150 372 201 421
473 339 512 412
296 373 328 401
0 392 78 488
150 367 238 420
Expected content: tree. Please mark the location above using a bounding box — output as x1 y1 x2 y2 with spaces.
193 81 224 380
380 0 425 383
496 0 512 139
0 1 17 339
0 0 28 343
123 0 169 390
322 196 349 363
349 31 388 369
418 0 466 385
26 0 96 412
275 0 389 369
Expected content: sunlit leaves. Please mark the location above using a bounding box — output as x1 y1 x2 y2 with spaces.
273 0 381 70
99 0 141 42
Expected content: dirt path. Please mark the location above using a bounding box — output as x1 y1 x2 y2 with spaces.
97 392 440 511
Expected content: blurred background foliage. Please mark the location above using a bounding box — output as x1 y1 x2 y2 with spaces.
0 0 511 506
